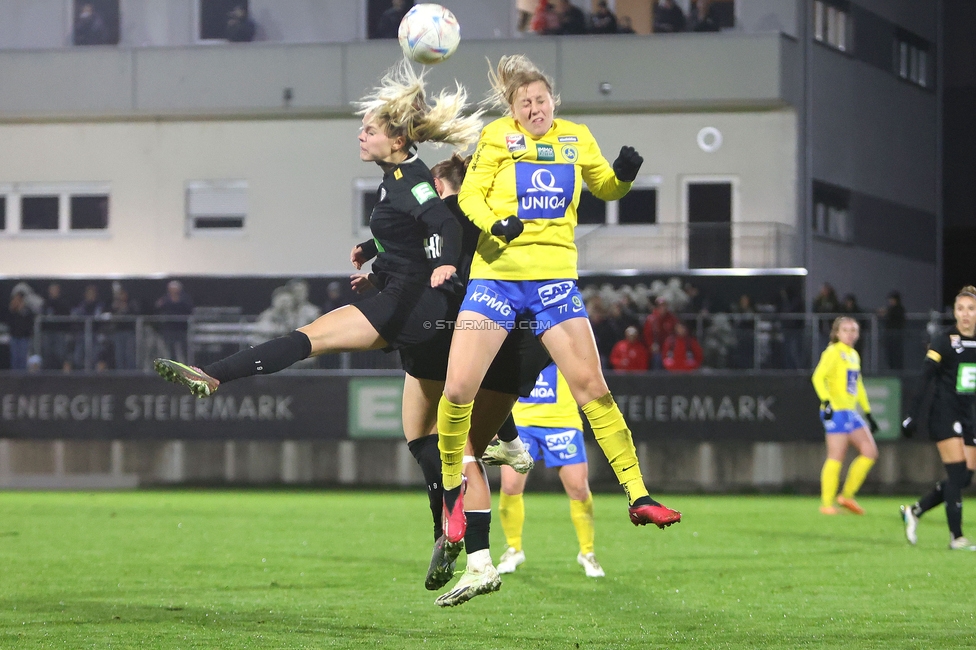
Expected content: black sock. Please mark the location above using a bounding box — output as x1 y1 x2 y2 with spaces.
944 462 968 539
631 495 661 508
465 511 491 554
915 481 945 517
203 330 311 383
496 414 518 443
407 434 442 541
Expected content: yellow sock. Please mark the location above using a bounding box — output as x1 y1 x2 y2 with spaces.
581 393 648 504
821 458 842 508
437 396 472 490
499 492 524 552
841 455 875 499
569 494 595 555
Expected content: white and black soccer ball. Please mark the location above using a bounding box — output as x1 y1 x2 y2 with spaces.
398 3 460 65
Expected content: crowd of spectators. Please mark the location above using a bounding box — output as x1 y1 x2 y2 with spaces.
518 0 728 36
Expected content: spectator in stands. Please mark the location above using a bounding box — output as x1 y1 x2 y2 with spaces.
109 282 141 370
374 0 411 39
71 284 108 370
610 325 649 372
41 282 72 371
73 3 110 46
617 15 636 34
321 280 348 314
653 0 686 33
553 0 586 35
688 0 721 32
6 284 37 371
643 296 678 370
155 281 193 363
517 0 540 32
286 279 322 331
879 290 906 370
702 313 736 369
683 282 708 315
776 286 805 370
255 286 296 341
731 293 756 369
840 293 866 356
226 4 257 42
589 1 618 34
588 300 618 368
662 322 703 372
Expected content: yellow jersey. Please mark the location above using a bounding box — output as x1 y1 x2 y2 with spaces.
458 117 633 281
811 342 871 412
511 363 583 430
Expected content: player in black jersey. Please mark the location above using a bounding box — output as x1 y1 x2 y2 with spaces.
900 286 976 550
153 60 482 396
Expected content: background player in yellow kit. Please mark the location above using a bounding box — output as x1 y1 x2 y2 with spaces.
811 316 880 515
485 362 605 578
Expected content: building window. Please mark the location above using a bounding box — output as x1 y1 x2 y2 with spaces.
813 0 850 53
186 181 247 232
72 0 120 46
0 183 109 234
619 186 658 225
813 181 851 242
199 0 249 40
577 190 607 225
895 31 930 88
577 177 660 225
354 178 383 232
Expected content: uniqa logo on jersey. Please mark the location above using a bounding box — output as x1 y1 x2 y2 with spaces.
521 364 558 404
515 163 575 220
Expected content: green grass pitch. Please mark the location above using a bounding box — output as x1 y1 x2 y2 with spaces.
1 491 975 649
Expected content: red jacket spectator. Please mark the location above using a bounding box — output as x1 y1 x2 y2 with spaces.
643 298 678 353
610 326 649 371
662 323 703 372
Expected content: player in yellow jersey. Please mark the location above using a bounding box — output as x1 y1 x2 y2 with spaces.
811 316 879 515
436 55 680 565
485 363 605 578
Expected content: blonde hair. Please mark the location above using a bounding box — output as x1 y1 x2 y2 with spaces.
354 58 482 149
957 285 976 301
485 55 561 113
829 316 859 344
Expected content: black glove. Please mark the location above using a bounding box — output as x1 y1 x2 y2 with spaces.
821 401 833 420
901 416 917 438
490 216 524 243
612 146 643 182
865 413 879 434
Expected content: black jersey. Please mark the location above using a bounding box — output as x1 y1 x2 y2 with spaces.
919 327 976 424
361 155 461 288
442 194 481 284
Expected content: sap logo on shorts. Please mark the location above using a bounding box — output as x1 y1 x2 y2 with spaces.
516 163 575 220
544 430 576 452
470 284 513 317
521 364 557 403
957 364 976 394
538 281 574 307
506 133 527 152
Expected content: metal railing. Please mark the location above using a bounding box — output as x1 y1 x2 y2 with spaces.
0 312 952 374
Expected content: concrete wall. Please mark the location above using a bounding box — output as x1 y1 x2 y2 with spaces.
0 109 797 277
0 437 946 494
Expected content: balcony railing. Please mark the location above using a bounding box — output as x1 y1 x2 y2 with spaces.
0 311 953 374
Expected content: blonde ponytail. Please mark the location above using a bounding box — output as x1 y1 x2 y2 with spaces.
354 58 482 149
485 54 560 113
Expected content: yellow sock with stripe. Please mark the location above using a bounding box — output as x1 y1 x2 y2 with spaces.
841 455 875 499
821 458 842 508
499 492 524 552
569 494 595 555
581 393 648 504
436 396 472 491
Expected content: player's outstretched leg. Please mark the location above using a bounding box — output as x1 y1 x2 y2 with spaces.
154 359 219 398
482 415 534 473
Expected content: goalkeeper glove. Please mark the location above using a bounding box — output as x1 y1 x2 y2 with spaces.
901 416 917 438
491 217 524 243
865 413 879 434
821 401 833 420
612 146 643 182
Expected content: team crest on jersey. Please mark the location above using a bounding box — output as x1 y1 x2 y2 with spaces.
506 134 527 152
515 162 575 220
378 186 387 202
561 145 578 162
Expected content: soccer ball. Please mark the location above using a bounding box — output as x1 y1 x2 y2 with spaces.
398 4 460 65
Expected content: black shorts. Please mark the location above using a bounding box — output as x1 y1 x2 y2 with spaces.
354 279 452 352
400 323 551 398
928 409 976 446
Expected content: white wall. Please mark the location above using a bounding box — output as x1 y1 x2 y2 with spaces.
0 109 796 277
